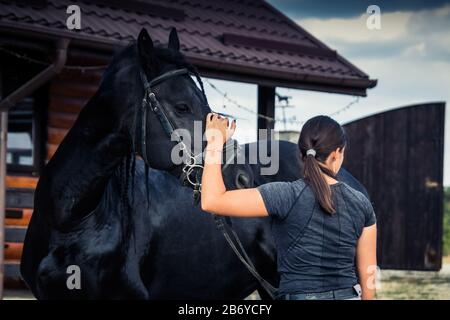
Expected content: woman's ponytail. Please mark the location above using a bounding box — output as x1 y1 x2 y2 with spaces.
298 116 347 214
303 151 337 214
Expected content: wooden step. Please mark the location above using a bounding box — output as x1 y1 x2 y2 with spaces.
55 69 103 83
48 111 78 129
4 260 22 281
6 176 38 189
46 143 59 161
5 243 23 260
49 96 85 114
50 79 98 99
47 127 68 145
5 208 33 226
5 226 27 243
6 189 34 209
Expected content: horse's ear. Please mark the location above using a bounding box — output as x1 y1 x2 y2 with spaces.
138 28 154 60
168 28 180 51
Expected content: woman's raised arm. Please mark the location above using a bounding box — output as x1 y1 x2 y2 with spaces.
200 113 268 217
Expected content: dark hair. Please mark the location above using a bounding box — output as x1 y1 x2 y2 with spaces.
298 116 347 214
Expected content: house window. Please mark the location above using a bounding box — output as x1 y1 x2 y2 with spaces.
6 91 45 176
1 49 47 176
7 97 36 169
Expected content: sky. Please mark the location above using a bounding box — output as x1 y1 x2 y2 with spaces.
203 0 450 186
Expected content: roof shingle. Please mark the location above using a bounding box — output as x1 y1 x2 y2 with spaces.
0 0 377 95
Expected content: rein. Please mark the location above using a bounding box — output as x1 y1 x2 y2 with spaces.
137 67 278 300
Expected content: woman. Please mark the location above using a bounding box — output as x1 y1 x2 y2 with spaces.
201 113 377 300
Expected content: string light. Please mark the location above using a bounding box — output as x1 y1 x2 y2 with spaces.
204 78 360 126
205 79 276 123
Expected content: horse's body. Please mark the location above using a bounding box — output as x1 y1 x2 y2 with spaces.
29 160 274 299
20 28 369 299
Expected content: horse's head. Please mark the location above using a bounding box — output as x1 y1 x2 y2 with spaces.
99 28 253 193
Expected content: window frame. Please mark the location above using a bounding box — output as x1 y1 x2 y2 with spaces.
6 96 44 175
1 54 47 177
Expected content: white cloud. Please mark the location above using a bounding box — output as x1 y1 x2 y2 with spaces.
403 42 427 57
297 11 411 43
298 4 450 62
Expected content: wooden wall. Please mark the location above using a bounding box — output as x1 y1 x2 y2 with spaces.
343 102 445 271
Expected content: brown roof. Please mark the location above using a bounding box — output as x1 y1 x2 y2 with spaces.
0 0 377 96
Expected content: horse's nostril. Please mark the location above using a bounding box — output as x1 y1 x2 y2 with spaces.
236 173 250 189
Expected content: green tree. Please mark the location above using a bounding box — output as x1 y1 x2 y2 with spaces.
444 187 450 256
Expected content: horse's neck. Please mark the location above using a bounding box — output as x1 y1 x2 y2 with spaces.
42 97 132 228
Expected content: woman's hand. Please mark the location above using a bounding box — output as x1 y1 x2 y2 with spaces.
205 113 236 148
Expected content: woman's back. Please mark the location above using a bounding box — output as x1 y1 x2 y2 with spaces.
201 113 377 299
258 178 376 295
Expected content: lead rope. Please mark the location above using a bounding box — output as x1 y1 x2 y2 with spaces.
214 216 278 299
213 141 279 300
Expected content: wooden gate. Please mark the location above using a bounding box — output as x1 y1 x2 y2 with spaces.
343 102 445 270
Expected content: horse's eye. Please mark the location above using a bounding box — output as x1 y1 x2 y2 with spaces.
175 103 190 113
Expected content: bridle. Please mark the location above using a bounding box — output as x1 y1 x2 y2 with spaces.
137 67 241 201
137 67 278 300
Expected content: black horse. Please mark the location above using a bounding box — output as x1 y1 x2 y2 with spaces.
20 28 253 299
21 28 369 299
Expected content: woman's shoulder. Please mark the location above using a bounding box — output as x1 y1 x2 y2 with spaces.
339 182 376 227
257 178 309 203
338 182 373 209
257 179 308 219
258 178 307 195
292 178 308 189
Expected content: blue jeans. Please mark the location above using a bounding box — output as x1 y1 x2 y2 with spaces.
277 284 362 300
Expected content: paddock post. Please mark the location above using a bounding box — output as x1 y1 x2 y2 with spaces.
0 110 7 299
257 85 275 139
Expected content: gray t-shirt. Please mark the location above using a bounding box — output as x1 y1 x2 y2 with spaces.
257 179 376 295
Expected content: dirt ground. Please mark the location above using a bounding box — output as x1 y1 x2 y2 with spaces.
249 260 450 300
375 261 450 300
